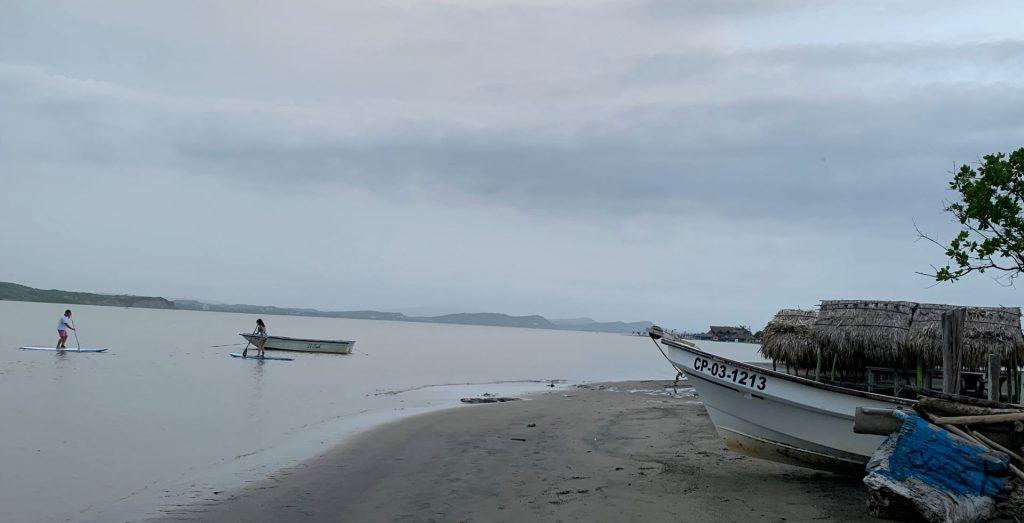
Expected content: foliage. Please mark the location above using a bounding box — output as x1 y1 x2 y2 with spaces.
925 147 1024 284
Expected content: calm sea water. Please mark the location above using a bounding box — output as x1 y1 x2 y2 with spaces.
0 301 762 522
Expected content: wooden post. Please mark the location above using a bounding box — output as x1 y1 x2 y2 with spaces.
1011 362 1019 403
941 309 965 395
989 353 1002 402
815 347 822 382
1012 357 1017 403
1012 354 1021 404
1017 362 1022 404
916 359 924 388
1015 354 1022 404
831 354 838 382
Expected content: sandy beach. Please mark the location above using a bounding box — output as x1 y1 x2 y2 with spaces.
153 381 878 522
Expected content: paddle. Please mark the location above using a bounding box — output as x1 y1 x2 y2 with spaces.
71 318 81 350
241 327 257 357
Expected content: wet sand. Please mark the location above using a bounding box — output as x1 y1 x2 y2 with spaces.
153 381 879 522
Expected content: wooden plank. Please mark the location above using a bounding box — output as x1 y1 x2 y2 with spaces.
916 396 1024 416
907 386 1023 410
932 412 1024 425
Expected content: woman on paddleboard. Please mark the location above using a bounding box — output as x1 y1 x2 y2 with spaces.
57 309 75 349
255 318 268 357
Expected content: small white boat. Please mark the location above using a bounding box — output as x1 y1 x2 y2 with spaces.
649 300 1024 473
239 334 355 354
650 331 914 472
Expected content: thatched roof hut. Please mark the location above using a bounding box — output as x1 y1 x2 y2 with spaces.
909 303 1024 368
813 300 917 368
762 300 1024 371
760 309 818 368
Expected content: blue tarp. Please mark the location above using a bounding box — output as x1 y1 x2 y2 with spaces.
867 411 1008 498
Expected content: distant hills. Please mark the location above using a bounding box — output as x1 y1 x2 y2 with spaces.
550 317 597 326
0 282 174 309
1 282 652 334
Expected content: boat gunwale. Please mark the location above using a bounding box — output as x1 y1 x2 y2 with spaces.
661 338 916 407
239 333 355 344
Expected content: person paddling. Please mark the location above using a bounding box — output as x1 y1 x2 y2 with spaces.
57 309 76 349
255 319 268 357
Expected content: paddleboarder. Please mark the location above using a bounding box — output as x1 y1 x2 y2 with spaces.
56 309 75 349
255 318 268 357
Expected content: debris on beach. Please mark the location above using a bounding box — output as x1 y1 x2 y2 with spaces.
858 391 1024 522
460 396 521 404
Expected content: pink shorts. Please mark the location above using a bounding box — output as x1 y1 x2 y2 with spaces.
58 330 67 337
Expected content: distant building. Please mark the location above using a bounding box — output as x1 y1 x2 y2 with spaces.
692 325 757 343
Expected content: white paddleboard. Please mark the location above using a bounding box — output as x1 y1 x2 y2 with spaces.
230 352 292 361
21 346 107 353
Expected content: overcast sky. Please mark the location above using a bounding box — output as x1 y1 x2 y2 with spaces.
2 1 1024 331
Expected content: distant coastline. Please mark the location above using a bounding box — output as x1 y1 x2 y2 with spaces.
0 281 174 309
0 281 652 334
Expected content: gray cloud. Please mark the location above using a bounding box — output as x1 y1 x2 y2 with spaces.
10 61 1021 230
622 40 1024 85
638 0 830 19
3 2 1024 329
635 0 978 22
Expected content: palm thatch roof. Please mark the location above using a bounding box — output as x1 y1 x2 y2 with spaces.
761 300 1024 370
759 309 818 368
813 300 917 368
908 303 1024 368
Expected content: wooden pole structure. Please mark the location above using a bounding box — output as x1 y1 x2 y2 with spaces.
1011 360 1019 405
988 352 1002 402
1009 353 1017 404
815 347 822 382
1013 353 1021 404
941 309 965 395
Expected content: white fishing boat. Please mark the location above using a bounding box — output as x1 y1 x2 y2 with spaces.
649 331 912 472
648 300 1024 473
239 333 355 354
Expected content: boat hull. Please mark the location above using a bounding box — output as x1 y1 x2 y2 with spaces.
659 338 913 473
240 334 354 354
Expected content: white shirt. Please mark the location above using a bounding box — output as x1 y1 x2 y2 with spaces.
57 315 70 330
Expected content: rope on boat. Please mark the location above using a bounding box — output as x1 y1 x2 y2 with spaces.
647 325 688 393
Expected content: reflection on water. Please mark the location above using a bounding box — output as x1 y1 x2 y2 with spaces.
249 359 266 412
0 300 675 522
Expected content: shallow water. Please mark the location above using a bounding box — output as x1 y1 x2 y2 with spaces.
0 300 761 522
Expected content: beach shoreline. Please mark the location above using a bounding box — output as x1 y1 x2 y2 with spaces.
151 380 878 522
